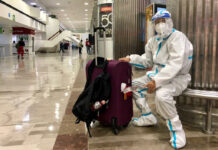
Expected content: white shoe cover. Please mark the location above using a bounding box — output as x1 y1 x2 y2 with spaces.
166 115 186 149
90 120 100 128
132 113 157 126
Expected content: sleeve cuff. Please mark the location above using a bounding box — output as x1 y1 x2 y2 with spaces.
129 55 135 63
154 78 162 88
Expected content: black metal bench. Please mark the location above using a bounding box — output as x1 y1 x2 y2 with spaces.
180 88 218 134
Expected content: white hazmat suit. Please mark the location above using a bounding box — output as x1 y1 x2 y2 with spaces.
129 10 193 149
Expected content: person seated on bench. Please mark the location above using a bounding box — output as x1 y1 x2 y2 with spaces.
119 10 193 149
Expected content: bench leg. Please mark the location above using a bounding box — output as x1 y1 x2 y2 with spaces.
204 100 214 134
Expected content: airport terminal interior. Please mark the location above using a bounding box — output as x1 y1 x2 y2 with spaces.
0 0 218 150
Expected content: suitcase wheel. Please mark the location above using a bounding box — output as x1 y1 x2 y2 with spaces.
111 117 119 135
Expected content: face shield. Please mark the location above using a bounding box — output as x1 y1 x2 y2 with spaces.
151 10 174 38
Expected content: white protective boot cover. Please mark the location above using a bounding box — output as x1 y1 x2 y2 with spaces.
90 120 100 128
132 112 157 126
166 115 186 149
132 98 157 126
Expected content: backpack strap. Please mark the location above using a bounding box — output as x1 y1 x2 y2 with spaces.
86 122 92 137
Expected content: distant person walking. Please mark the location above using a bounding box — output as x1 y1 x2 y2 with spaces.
78 40 83 55
85 39 91 54
17 38 25 59
60 42 64 53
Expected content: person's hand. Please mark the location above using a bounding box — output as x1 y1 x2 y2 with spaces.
119 57 130 62
145 80 156 94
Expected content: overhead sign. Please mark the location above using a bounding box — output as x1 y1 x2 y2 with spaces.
99 3 112 38
100 7 112 12
13 27 35 35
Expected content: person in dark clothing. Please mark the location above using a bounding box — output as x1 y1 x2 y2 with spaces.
60 42 64 53
85 39 91 54
64 42 70 50
17 38 25 59
78 40 83 55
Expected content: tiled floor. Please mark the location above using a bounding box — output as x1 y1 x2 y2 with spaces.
1 50 218 150
0 50 83 150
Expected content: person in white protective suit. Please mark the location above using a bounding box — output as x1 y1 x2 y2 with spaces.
119 10 193 149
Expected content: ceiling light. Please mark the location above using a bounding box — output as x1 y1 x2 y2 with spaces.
84 2 89 5
30 2 37 6
48 126 54 131
56 3 60 5
85 9 88 12
61 9 64 12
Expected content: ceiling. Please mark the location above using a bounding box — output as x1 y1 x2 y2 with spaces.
23 0 96 33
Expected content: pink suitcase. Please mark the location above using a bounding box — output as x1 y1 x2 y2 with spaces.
86 27 133 134
86 59 133 134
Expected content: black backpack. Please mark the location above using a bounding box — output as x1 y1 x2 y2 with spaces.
15 43 20 49
72 57 111 137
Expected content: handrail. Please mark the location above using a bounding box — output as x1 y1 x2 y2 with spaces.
48 30 62 41
0 0 46 25
59 25 65 31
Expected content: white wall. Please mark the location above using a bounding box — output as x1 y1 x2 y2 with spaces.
46 18 60 39
98 39 113 59
0 28 11 44
2 0 40 18
0 27 13 56
34 32 46 52
31 7 40 18
0 1 46 32
35 32 46 40
39 11 47 23
80 33 89 43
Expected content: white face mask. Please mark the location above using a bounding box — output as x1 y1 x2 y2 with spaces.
155 23 167 35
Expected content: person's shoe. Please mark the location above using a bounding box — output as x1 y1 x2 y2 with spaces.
166 115 186 149
21 56 24 59
169 130 186 149
18 55 20 59
132 113 157 126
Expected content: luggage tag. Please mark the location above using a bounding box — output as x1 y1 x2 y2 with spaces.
121 83 148 100
121 83 133 100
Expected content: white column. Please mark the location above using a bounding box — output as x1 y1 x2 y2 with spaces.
28 35 33 55
9 32 13 56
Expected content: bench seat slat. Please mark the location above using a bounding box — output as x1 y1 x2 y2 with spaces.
180 88 218 134
182 88 218 100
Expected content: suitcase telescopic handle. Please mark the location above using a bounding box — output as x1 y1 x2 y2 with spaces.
94 27 106 65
